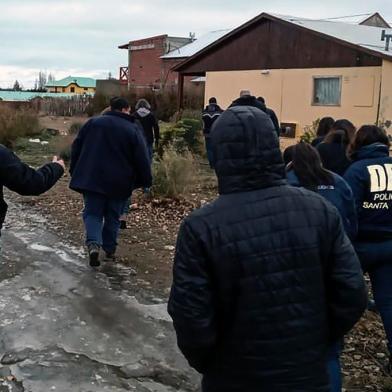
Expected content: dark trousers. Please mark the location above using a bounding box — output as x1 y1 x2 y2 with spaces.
327 341 343 392
356 240 392 354
205 137 214 168
83 192 126 254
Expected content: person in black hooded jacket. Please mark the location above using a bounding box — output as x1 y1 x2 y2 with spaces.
0 147 64 234
168 106 367 392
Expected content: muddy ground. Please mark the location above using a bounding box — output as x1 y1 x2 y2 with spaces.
7 131 392 391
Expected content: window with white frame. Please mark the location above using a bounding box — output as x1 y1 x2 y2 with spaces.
312 76 342 106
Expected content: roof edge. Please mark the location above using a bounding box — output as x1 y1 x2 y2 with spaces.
174 12 392 74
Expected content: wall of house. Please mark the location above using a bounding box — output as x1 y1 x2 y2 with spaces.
205 66 382 135
379 60 392 130
47 84 95 94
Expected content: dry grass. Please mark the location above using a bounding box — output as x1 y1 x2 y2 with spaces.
153 147 197 198
0 106 40 147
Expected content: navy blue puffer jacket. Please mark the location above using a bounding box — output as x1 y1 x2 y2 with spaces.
70 111 152 199
168 106 367 392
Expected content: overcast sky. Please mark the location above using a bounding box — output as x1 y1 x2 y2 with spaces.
1 0 391 88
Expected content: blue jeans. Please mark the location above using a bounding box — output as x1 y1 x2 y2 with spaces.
369 263 392 354
147 143 154 163
327 341 343 392
83 192 127 254
205 137 214 168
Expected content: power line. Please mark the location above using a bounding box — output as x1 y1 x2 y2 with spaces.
322 13 372 21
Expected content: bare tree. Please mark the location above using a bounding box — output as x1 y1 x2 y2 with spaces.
48 73 55 84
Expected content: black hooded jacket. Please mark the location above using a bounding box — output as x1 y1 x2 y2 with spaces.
202 103 223 136
168 106 367 392
0 145 64 232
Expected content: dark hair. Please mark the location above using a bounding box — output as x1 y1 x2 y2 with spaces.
350 125 390 155
316 117 334 137
110 97 130 111
291 142 333 190
283 145 295 166
324 119 356 144
257 96 265 104
209 97 217 104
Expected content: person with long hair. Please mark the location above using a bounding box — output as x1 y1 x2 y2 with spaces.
344 125 392 372
317 119 356 175
285 142 357 239
285 142 357 391
311 117 335 147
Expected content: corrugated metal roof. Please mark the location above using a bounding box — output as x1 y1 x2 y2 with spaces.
0 91 93 102
45 76 96 88
161 29 232 59
168 13 392 71
274 14 392 58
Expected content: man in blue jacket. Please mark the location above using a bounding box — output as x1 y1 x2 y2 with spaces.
70 97 152 267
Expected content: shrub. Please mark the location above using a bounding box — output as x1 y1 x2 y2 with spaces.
0 107 40 147
152 147 197 198
180 109 202 121
69 122 83 135
300 119 320 144
55 135 75 163
158 118 203 156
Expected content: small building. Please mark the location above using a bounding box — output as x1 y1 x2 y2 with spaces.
118 34 193 90
174 13 392 136
45 76 96 94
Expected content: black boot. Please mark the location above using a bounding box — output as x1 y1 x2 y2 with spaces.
88 243 100 267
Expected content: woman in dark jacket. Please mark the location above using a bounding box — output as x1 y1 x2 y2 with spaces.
311 117 334 147
344 125 392 371
317 119 356 175
285 142 357 391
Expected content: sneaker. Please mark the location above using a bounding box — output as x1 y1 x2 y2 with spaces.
120 220 127 230
88 243 100 267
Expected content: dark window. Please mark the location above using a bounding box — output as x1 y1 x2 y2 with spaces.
70 87 75 93
84 88 88 91
313 77 342 106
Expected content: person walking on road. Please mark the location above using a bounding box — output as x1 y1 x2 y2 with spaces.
202 97 223 167
134 98 160 163
168 106 367 392
0 148 64 237
70 97 152 267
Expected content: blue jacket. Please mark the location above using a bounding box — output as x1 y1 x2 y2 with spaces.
70 111 152 199
344 143 392 240
287 170 357 240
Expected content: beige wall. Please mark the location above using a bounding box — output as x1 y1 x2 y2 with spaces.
380 60 392 131
205 67 382 135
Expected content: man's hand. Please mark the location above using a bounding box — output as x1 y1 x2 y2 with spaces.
52 156 65 170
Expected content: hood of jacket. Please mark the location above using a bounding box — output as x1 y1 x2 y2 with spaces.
136 107 151 118
211 106 286 194
352 143 390 161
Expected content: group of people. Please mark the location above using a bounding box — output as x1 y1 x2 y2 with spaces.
0 91 391 391
202 90 279 167
169 98 392 391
